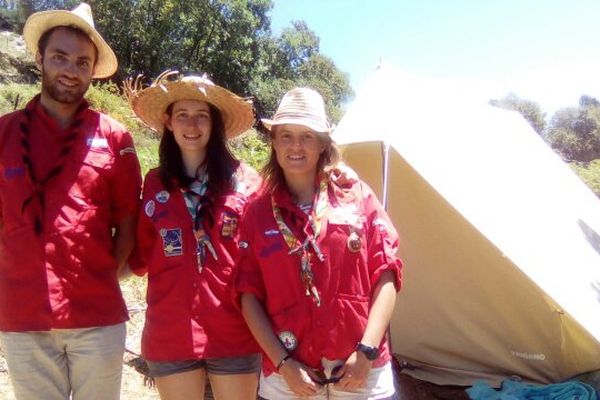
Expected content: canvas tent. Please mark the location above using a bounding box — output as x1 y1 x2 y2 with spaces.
332 64 600 387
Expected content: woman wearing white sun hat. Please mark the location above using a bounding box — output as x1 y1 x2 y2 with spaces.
236 87 403 399
125 71 261 400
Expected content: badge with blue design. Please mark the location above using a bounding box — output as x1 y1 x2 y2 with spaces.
160 228 183 257
155 190 170 203
221 212 238 239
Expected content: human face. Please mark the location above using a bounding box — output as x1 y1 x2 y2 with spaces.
272 124 325 179
36 27 95 106
165 100 212 157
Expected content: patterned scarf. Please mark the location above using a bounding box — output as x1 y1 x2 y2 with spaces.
182 172 218 272
271 176 328 306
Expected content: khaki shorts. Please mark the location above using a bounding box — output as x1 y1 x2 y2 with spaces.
0 323 126 400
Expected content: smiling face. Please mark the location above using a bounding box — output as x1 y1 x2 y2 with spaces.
272 124 326 180
36 27 96 107
164 99 213 158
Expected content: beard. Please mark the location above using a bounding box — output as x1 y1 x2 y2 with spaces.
41 69 91 105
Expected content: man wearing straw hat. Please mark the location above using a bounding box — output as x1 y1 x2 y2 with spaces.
0 3 141 399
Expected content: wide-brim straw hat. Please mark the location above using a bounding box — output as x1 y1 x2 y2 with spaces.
262 87 331 134
124 70 254 138
23 3 118 79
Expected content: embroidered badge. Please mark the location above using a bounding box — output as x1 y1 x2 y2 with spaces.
144 200 155 217
160 228 183 257
239 240 249 249
221 212 238 238
347 231 362 253
119 147 136 156
155 190 170 203
4 166 25 180
86 137 108 149
278 331 298 351
264 229 280 237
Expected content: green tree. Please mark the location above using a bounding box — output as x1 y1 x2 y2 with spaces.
545 95 600 162
489 93 546 134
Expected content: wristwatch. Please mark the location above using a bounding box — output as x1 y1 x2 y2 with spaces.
356 342 379 361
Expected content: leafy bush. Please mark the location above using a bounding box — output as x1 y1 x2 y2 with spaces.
570 160 600 198
230 129 270 170
0 82 39 114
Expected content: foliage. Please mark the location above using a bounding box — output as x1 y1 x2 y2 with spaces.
544 95 600 162
570 160 600 197
229 129 270 171
0 82 39 114
489 93 546 134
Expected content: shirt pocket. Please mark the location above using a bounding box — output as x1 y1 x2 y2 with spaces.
325 221 370 299
66 148 114 204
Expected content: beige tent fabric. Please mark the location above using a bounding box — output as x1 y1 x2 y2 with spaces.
334 65 600 386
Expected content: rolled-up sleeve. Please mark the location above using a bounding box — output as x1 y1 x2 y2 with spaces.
234 206 267 305
361 182 403 291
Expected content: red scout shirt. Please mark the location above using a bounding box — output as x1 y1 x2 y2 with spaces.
0 95 142 331
131 164 261 361
235 177 402 376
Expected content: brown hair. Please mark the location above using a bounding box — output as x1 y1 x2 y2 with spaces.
158 102 239 195
38 25 98 63
261 126 341 192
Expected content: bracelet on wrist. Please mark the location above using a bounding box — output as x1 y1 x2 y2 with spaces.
276 354 291 371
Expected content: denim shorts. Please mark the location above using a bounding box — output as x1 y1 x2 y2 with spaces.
146 353 261 377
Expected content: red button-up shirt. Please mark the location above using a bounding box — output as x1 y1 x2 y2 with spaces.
0 96 142 331
235 178 402 375
131 164 261 361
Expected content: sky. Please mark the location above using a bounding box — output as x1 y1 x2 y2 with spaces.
270 0 600 116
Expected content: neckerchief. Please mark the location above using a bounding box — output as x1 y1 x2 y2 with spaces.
182 172 218 272
271 176 328 306
20 97 85 236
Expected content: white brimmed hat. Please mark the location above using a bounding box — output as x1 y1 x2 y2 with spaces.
23 3 118 79
261 87 331 134
124 70 254 138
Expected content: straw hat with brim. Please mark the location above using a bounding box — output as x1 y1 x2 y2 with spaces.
125 71 254 138
23 3 117 79
261 87 331 134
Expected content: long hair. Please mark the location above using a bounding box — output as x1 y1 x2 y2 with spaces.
158 103 239 195
261 127 341 192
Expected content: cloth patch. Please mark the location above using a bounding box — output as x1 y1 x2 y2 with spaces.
278 331 298 351
160 228 183 257
87 137 108 149
155 190 170 203
119 147 136 155
144 200 155 217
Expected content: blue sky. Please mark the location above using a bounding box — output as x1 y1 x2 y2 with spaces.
270 0 600 115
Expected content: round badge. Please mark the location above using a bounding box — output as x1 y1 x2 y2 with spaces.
278 331 298 351
239 240 249 249
144 200 156 217
155 190 170 203
347 231 362 253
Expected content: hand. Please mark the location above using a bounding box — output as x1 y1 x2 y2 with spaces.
333 351 372 390
330 162 359 187
279 357 321 396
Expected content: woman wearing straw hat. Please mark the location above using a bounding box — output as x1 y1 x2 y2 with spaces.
236 87 402 399
125 71 261 400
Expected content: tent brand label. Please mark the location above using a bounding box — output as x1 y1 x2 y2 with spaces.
510 351 546 361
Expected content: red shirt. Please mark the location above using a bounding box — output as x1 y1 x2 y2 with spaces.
235 178 402 375
0 96 142 331
131 164 261 361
